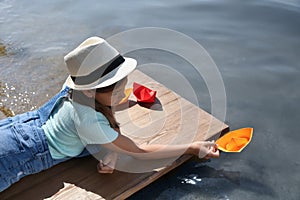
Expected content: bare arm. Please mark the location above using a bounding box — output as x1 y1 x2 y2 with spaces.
101 132 219 160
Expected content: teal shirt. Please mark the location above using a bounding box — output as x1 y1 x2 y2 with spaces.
42 99 118 159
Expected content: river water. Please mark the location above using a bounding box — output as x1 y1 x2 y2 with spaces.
0 0 299 199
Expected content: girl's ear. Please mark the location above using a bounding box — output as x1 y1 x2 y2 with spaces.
82 90 95 98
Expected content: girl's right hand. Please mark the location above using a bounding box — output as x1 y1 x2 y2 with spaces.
97 152 118 174
193 140 220 159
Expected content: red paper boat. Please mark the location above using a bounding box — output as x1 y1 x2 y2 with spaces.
133 82 157 103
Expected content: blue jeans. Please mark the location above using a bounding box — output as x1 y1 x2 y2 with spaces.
0 86 90 192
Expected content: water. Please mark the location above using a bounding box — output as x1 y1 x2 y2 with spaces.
1 0 300 199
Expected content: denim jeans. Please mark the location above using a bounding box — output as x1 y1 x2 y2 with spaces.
0 86 77 192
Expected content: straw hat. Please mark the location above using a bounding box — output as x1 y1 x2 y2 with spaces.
64 36 137 90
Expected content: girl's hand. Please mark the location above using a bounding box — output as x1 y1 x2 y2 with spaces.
97 152 118 174
192 140 220 159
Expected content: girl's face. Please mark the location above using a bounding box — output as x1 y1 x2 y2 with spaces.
94 78 128 106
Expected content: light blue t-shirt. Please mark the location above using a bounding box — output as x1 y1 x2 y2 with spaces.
42 99 118 159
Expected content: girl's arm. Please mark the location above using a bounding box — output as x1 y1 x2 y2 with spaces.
101 133 219 160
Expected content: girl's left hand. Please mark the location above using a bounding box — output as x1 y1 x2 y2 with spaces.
97 152 118 174
194 140 220 159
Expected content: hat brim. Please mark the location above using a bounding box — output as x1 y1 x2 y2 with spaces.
65 57 137 90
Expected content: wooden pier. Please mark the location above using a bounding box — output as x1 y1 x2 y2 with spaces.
0 70 228 199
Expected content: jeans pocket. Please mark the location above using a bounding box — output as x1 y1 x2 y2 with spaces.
0 125 25 158
22 151 53 174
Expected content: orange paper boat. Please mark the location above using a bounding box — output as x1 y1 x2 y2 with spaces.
118 88 133 105
216 127 253 152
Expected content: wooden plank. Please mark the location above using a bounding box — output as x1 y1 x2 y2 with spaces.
0 70 228 200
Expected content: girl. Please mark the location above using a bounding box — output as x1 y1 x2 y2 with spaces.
0 36 219 192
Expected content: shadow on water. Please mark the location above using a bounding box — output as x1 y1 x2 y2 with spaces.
186 161 276 197
130 159 277 200
191 163 241 185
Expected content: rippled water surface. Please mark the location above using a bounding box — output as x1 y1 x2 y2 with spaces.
1 0 300 199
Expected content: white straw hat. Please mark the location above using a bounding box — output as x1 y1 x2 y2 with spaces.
64 36 137 90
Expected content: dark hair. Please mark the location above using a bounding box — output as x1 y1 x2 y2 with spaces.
70 82 120 129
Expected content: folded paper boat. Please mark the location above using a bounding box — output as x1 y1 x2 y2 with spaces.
118 88 133 105
133 82 157 103
216 127 253 152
